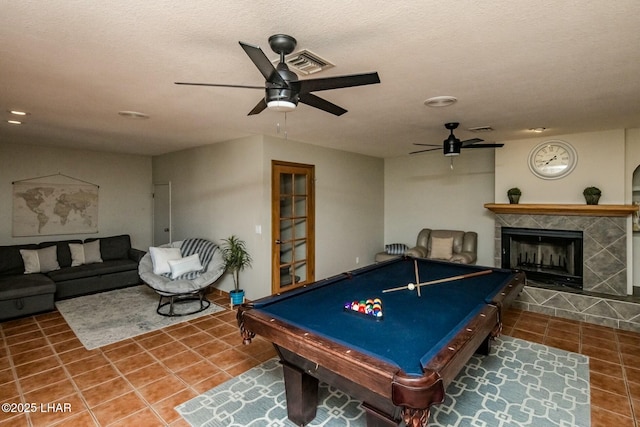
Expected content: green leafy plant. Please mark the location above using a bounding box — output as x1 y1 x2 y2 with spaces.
507 187 522 196
221 235 252 291
583 186 601 196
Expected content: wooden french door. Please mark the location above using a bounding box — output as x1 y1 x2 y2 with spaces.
272 161 315 294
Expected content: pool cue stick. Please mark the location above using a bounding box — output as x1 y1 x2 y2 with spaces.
382 269 493 293
414 260 421 297
415 269 493 290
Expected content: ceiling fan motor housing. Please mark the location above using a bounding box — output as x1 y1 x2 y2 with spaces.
266 67 299 109
444 135 461 156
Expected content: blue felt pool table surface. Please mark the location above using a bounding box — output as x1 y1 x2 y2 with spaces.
249 257 518 376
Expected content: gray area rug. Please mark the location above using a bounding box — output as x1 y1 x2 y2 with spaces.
176 336 590 427
56 285 224 350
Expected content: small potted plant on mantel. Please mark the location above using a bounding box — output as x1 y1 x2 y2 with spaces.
221 235 252 308
583 186 601 205
507 187 522 204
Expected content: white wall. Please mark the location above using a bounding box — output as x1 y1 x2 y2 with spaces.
494 129 626 203
384 149 497 266
153 135 385 301
0 142 152 249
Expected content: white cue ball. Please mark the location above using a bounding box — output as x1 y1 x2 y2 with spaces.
407 283 415 290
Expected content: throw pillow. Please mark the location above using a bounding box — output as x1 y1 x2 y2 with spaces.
385 243 408 255
168 254 203 279
19 246 60 274
149 246 182 275
69 240 103 266
429 237 454 260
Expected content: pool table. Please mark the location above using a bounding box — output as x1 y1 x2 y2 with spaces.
237 257 525 427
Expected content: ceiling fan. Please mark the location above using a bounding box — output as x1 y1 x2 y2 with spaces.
175 34 380 116
410 122 504 156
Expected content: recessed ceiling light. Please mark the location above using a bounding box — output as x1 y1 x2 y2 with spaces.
529 127 546 133
424 96 458 107
9 110 29 116
7 120 22 125
118 111 149 119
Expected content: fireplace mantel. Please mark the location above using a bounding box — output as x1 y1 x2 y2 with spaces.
484 203 638 217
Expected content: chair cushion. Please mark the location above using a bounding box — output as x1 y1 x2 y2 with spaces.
168 254 203 279
429 236 454 260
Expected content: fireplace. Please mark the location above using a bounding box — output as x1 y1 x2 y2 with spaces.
501 227 583 289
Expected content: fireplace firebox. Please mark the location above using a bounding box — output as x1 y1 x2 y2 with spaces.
501 227 583 289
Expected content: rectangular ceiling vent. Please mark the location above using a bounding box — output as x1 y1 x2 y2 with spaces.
275 49 334 75
468 126 494 133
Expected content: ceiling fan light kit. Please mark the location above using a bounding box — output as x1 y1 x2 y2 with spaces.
176 34 380 117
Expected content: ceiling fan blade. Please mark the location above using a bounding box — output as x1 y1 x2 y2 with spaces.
299 72 380 93
460 138 484 147
409 147 441 155
174 82 264 89
299 93 347 116
463 143 505 149
412 143 442 147
247 98 268 116
239 41 286 85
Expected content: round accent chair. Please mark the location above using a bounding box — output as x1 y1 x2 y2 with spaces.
139 238 225 316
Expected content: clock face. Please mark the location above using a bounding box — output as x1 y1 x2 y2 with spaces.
528 140 577 179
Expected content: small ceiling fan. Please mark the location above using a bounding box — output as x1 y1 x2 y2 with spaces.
410 122 504 156
175 34 380 116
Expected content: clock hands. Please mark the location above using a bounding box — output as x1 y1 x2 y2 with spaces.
543 155 558 166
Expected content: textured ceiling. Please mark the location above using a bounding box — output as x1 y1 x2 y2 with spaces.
2 0 639 158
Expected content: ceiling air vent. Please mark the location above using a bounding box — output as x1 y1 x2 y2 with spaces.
468 126 494 133
275 49 334 75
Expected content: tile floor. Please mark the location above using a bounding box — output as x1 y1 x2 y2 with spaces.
0 291 638 426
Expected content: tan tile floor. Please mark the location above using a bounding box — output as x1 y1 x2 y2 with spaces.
1 292 639 426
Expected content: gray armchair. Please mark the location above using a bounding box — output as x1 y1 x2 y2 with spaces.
405 229 477 264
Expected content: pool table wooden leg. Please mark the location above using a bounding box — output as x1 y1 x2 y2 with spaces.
402 407 430 427
476 334 492 356
282 362 319 426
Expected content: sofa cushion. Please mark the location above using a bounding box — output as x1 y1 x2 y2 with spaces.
385 243 408 255
0 244 38 276
38 240 82 268
0 274 56 301
20 246 60 274
69 240 103 266
46 259 138 282
86 235 131 260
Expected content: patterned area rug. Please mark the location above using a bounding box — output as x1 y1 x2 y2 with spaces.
56 285 224 350
176 336 590 427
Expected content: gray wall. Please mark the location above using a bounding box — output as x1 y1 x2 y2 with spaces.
0 142 152 249
153 135 384 300
383 149 497 266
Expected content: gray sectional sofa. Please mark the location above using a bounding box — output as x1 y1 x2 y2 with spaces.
0 234 145 321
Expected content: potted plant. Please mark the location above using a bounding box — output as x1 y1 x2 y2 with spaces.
507 187 522 204
583 186 601 205
221 235 252 307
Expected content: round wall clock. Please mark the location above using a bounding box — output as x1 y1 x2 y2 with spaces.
528 140 577 180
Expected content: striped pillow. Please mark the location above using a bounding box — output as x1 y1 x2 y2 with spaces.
385 243 408 255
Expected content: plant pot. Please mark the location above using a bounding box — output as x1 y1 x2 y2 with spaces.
584 194 600 205
230 289 245 307
508 194 520 204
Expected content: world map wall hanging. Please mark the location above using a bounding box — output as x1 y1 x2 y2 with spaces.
12 174 99 237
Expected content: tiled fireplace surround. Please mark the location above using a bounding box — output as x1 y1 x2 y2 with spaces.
490 207 640 333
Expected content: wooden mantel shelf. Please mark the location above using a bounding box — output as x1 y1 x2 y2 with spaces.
484 203 638 217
